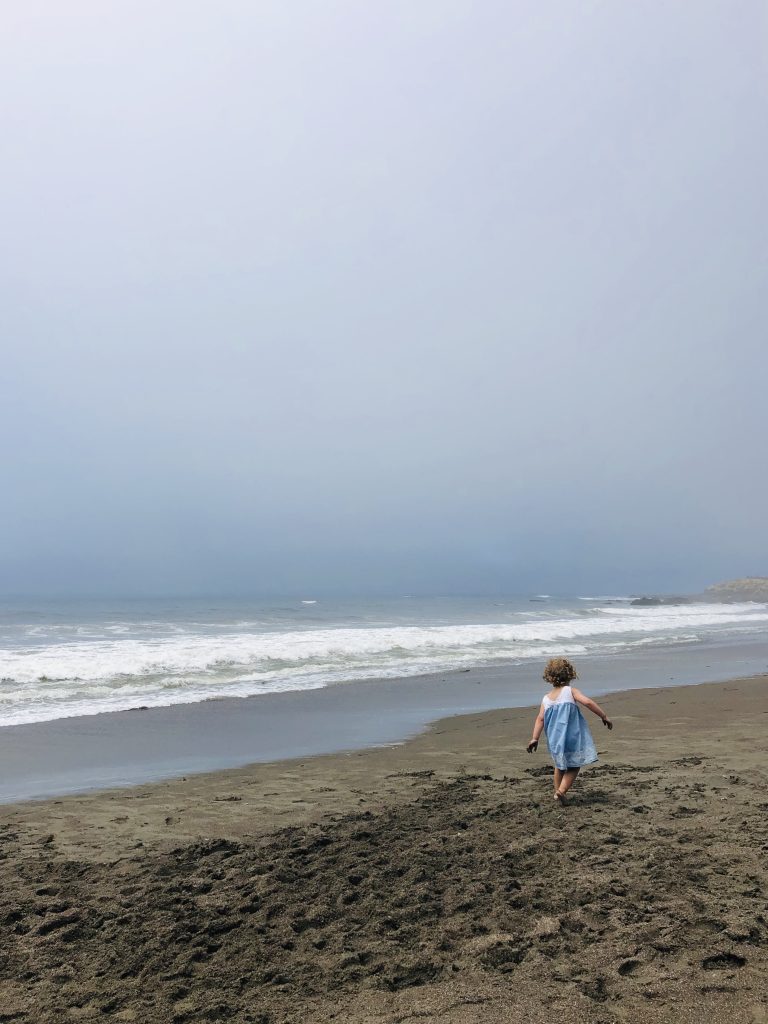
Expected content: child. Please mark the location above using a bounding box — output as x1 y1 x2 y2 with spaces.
526 657 612 803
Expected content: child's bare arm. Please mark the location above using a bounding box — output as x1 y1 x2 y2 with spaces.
571 687 613 729
527 705 545 752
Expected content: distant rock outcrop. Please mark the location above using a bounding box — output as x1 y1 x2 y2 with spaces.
628 577 768 606
702 577 768 602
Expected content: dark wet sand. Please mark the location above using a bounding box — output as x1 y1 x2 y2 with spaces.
1 675 767 1022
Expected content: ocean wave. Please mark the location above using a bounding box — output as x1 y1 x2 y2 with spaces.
0 601 765 727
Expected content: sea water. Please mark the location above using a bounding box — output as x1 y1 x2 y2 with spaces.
0 595 766 727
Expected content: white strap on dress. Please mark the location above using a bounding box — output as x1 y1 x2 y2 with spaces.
542 685 575 708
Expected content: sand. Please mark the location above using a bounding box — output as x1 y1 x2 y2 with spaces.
1 675 767 1022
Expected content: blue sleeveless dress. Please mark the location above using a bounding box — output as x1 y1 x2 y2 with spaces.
542 686 598 770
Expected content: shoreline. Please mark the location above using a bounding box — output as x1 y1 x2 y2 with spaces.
2 673 767 1022
1 636 767 803
4 671 767 855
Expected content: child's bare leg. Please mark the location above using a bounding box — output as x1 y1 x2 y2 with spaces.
557 767 580 797
553 767 563 793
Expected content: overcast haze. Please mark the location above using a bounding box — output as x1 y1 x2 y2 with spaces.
2 2 767 597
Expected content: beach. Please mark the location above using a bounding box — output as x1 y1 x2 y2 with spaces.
2 674 767 1022
6 1 766 1018
2 633 767 803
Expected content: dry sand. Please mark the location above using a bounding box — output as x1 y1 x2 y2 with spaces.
1 676 767 1022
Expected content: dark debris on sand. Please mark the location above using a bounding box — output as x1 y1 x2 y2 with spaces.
1 761 768 1023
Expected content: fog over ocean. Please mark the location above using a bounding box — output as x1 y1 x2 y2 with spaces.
3 5 767 605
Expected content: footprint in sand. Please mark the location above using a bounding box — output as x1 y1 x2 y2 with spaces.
701 952 746 970
617 958 641 976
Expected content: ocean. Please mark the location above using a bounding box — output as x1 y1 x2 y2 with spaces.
1 594 766 728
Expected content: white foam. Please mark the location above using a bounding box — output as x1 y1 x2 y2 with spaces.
0 601 765 727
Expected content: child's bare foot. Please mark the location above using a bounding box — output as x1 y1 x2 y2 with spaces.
554 790 567 805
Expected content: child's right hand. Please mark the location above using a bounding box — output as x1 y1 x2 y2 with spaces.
602 717 613 730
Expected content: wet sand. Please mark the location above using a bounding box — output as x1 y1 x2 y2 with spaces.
1 675 767 1022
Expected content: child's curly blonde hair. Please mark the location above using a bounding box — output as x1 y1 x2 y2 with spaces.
543 657 578 687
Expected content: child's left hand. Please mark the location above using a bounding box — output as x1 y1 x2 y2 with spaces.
526 740 538 753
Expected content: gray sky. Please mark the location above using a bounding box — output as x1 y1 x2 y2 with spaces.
2 1 767 596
